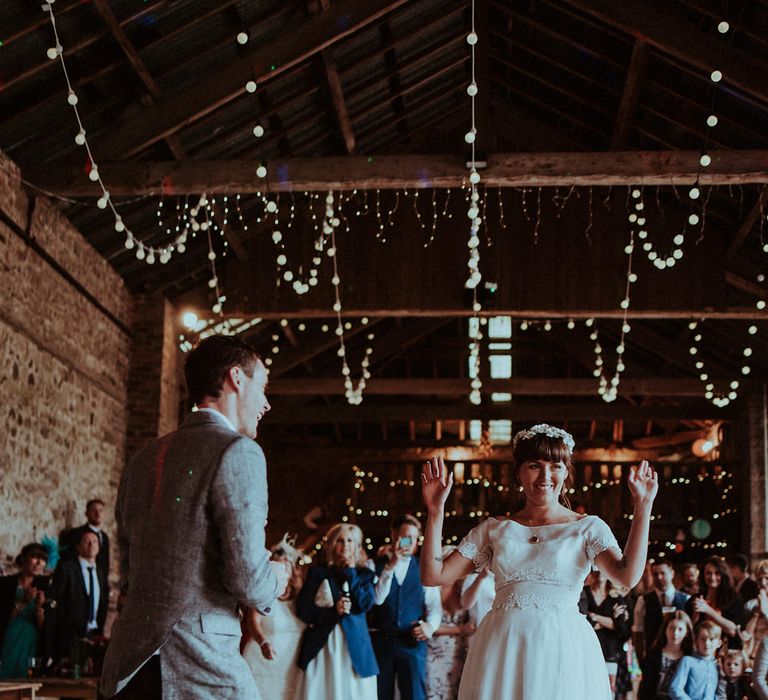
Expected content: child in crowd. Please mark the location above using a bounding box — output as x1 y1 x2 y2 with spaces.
715 649 749 700
668 621 722 700
638 610 694 699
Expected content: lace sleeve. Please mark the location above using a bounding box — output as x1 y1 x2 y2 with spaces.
584 517 621 564
457 521 492 570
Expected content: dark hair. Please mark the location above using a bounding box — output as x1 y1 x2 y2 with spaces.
701 556 738 610
86 498 104 510
649 610 694 656
390 514 421 533
184 335 263 406
651 560 675 572
725 554 749 573
15 543 48 567
511 432 575 505
77 529 100 546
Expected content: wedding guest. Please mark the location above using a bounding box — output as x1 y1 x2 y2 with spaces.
669 621 722 700
681 563 702 597
369 514 442 700
49 530 108 662
726 554 759 604
297 523 378 699
581 570 633 693
637 610 694 700
633 560 690 660
0 543 48 678
242 547 306 700
426 546 475 700
60 499 110 577
753 636 768 700
744 559 768 662
716 649 749 700
420 424 658 700
685 557 744 649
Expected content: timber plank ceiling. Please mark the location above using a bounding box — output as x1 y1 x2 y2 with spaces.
1 0 767 452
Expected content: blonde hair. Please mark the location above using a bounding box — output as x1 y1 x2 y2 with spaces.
696 620 723 640
754 559 768 579
324 523 367 567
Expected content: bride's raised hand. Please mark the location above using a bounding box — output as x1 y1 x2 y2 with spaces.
627 459 658 509
421 456 453 514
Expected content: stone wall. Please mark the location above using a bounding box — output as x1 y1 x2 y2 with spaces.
0 151 132 570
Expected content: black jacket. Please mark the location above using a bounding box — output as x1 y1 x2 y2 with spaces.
48 559 108 659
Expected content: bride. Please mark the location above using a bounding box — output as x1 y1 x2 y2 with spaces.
420 424 658 700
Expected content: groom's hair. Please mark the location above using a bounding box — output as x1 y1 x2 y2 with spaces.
185 335 262 406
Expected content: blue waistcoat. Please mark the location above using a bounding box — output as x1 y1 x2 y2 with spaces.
369 556 426 634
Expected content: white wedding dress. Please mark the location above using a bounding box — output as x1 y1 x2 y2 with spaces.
456 515 620 700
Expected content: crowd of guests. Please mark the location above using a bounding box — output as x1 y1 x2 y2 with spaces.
4 504 768 700
0 499 109 678
240 519 768 700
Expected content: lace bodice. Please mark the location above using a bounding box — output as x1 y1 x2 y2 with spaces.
457 516 621 611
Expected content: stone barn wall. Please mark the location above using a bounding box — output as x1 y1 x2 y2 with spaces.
0 151 132 571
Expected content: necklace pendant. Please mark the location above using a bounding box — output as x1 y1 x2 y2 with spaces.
529 535 541 544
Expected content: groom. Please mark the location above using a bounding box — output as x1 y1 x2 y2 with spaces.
101 335 288 699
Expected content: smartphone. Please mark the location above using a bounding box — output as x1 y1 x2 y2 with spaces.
398 536 413 548
32 575 51 591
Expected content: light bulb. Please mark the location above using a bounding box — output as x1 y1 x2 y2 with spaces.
466 32 478 45
253 125 264 138
469 170 481 184
464 130 476 144
467 82 478 96
266 200 277 213
700 154 711 167
256 165 267 178
710 70 722 83
689 187 700 199
67 91 78 105
46 47 59 60
88 166 99 182
688 213 700 225
75 129 86 145
236 32 249 45
718 21 730 33
706 115 718 127
246 81 257 93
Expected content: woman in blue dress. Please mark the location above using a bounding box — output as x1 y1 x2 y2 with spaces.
0 543 49 678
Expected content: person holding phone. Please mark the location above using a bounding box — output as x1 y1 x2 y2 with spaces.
368 514 442 700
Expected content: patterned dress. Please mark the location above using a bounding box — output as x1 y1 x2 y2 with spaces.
426 607 471 700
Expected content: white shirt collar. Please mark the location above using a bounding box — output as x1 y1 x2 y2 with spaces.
656 584 676 600
78 557 97 570
196 407 236 432
87 524 102 533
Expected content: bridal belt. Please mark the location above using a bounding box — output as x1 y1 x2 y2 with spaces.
491 581 581 611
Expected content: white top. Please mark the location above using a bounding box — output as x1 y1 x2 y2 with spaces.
78 557 100 630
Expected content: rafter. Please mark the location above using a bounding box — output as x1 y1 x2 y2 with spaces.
267 377 706 396
562 0 768 105
24 150 768 196
610 39 649 150
265 401 734 424
87 0 410 160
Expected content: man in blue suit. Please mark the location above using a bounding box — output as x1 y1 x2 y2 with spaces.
369 515 442 700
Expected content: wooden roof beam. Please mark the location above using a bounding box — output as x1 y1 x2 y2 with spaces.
90 0 411 160
726 187 768 261
562 0 768 105
610 39 649 150
322 50 356 155
265 401 735 424
92 0 186 162
24 150 768 196
266 377 707 396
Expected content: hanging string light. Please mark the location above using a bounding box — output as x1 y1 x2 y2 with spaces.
42 2 189 266
687 318 762 407
328 222 374 405
590 229 636 402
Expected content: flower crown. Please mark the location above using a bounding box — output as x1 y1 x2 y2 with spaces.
512 424 575 453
